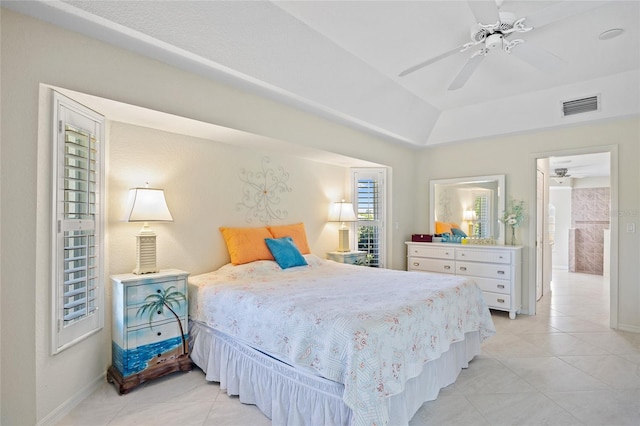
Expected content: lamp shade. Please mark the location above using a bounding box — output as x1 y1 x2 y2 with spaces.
463 210 477 222
328 201 357 223
123 187 173 222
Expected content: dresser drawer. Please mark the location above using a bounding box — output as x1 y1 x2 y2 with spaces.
456 249 510 264
125 277 187 306
473 277 511 295
456 261 511 280
126 305 187 329
407 245 455 259
483 292 511 309
408 257 455 274
126 319 187 351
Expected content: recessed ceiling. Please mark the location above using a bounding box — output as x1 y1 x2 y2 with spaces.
5 0 640 147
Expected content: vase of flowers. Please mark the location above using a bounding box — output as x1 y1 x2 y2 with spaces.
500 199 524 245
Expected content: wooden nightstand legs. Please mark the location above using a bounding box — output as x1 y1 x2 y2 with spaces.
107 354 193 394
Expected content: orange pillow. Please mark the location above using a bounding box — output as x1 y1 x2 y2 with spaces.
267 223 311 254
219 226 274 265
435 221 453 234
449 222 461 230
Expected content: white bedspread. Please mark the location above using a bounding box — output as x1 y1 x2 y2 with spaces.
189 254 495 426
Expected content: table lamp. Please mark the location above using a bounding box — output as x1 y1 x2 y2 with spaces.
123 184 173 274
328 200 357 252
463 210 477 236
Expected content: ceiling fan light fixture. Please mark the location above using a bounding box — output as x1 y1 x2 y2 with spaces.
486 33 503 50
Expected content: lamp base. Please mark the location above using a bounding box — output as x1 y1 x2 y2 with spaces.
133 234 158 274
337 228 351 252
468 223 474 237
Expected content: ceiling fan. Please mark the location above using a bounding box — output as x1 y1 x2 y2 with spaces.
399 0 607 90
552 168 571 178
551 167 572 184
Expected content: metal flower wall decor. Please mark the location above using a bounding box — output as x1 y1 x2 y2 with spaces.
237 157 292 224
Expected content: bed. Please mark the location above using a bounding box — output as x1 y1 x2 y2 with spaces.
188 244 495 425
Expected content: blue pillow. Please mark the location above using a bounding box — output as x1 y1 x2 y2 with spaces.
451 227 467 238
264 237 308 269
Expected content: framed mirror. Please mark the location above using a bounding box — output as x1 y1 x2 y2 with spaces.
429 175 506 244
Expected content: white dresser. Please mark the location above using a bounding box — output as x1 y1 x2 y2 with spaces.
406 242 522 319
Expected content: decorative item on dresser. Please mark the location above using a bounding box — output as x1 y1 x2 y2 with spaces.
406 242 522 319
107 269 191 394
326 250 367 265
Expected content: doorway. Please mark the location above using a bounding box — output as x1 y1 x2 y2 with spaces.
532 148 618 329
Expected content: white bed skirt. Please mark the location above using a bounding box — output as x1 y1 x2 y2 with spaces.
189 321 481 426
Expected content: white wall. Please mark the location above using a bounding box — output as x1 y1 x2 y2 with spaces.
2 7 639 425
108 121 347 276
1 9 418 425
416 120 639 325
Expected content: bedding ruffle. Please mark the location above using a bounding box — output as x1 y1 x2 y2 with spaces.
189 321 482 426
189 321 352 425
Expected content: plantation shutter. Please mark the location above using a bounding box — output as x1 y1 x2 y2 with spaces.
352 169 386 268
52 92 105 354
474 193 490 239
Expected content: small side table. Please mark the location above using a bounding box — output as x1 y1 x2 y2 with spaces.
327 250 367 265
107 269 192 394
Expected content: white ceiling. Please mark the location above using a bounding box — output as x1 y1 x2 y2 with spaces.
6 0 637 177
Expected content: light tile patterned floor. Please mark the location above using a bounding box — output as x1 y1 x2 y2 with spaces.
58 270 640 425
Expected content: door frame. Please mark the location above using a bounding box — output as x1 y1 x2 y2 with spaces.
528 145 618 329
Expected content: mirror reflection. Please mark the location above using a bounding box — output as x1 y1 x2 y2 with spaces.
429 175 505 244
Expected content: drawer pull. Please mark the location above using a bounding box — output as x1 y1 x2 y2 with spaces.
460 253 465 256
157 289 162 294
497 284 505 289
444 265 451 270
413 262 420 266
157 332 162 336
445 252 450 256
497 299 505 304
497 270 505 275
459 266 467 271
157 310 162 315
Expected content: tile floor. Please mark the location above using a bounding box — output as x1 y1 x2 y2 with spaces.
58 270 640 425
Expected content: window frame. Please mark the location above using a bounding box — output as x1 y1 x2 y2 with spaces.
51 92 105 355
351 168 387 268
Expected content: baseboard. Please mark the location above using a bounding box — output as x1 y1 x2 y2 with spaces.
617 323 640 334
37 372 106 426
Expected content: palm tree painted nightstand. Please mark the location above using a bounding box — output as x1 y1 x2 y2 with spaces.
107 269 192 394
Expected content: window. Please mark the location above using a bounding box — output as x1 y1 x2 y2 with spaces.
352 168 386 268
51 92 105 354
473 192 490 239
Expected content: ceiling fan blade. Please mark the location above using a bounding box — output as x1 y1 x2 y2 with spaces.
467 0 500 24
524 1 608 29
509 42 564 73
399 45 466 77
448 52 486 91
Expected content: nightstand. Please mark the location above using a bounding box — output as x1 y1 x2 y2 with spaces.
106 269 192 394
327 250 367 265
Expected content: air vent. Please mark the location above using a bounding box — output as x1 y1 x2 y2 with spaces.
562 96 599 117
